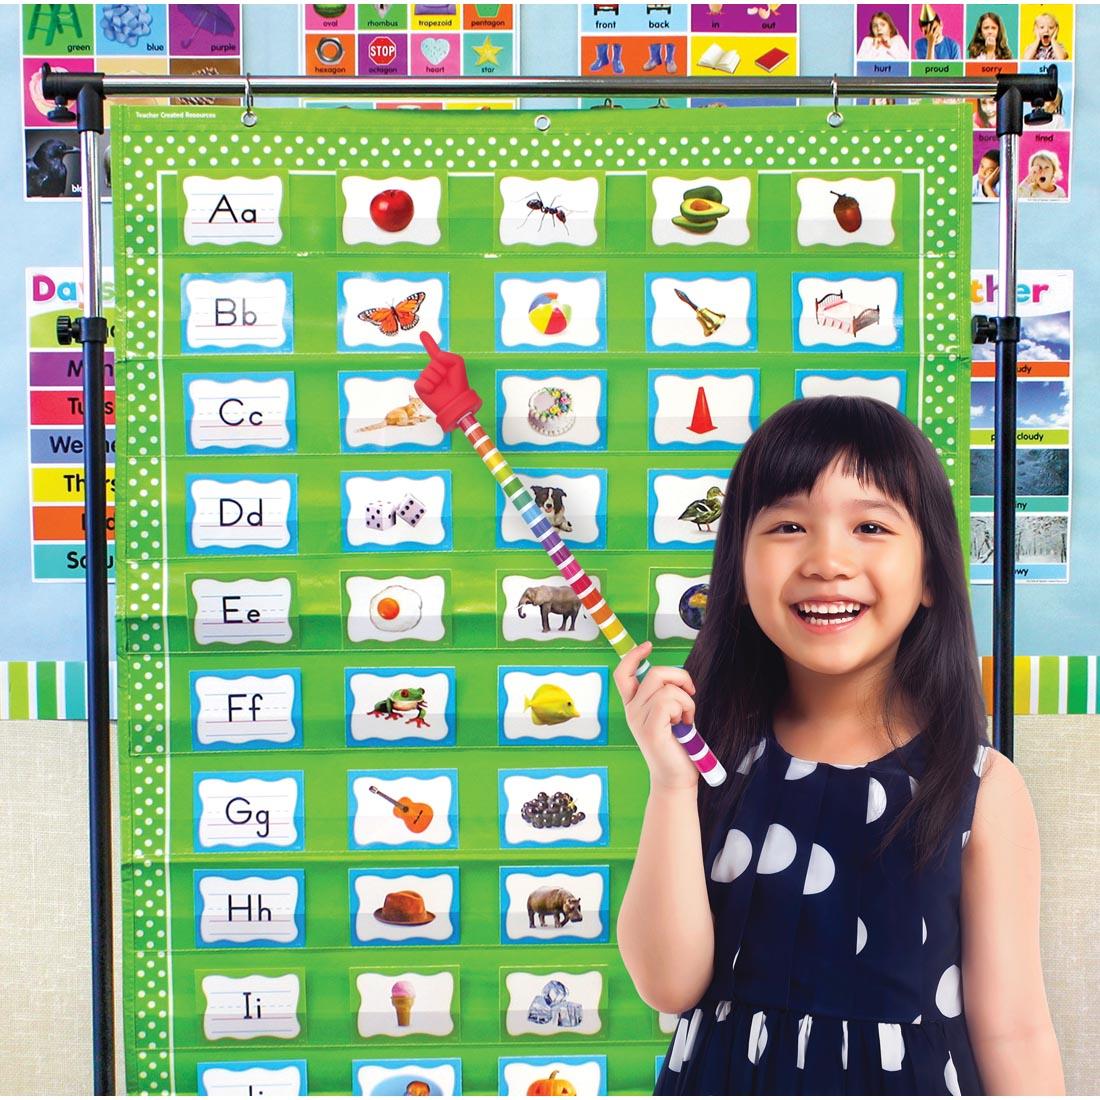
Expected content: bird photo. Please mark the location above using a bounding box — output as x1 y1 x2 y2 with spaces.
26 133 79 198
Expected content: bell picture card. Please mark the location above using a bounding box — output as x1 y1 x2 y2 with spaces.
500 865 610 945
497 665 608 746
794 175 898 248
495 273 607 352
341 175 445 248
348 768 458 850
792 273 904 351
496 469 607 550
350 867 460 947
794 368 907 411
190 668 304 752
498 767 608 849
346 666 457 747
184 372 297 455
645 273 757 351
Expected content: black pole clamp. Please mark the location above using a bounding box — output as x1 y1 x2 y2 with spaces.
57 315 110 346
971 314 1020 345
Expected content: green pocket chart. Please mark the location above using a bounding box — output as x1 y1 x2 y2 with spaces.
111 103 972 1095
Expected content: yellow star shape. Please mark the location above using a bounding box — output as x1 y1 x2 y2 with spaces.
473 34 503 67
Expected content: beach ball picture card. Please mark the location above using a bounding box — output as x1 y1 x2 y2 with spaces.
341 174 444 247
497 174 603 247
495 272 607 352
794 174 899 248
649 174 754 248
792 273 904 351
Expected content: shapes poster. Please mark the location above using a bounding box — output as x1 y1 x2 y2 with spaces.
110 103 971 1093
852 3 1075 202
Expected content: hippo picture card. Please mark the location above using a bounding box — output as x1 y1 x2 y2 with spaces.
500 865 609 944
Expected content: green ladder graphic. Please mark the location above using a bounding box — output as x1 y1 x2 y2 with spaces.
26 4 83 48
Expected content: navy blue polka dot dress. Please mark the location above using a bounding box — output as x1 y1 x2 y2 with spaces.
654 728 990 1096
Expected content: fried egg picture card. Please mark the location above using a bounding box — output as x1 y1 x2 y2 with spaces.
650 174 752 247
648 369 758 449
496 273 606 351
182 273 293 354
500 573 601 644
648 470 729 549
343 472 451 551
340 372 448 452
338 272 447 352
795 175 897 248
646 273 756 351
498 175 600 247
497 371 606 451
795 369 906 410
341 175 443 247
346 574 446 644
497 469 605 549
346 667 455 746
653 572 710 641
793 273 903 351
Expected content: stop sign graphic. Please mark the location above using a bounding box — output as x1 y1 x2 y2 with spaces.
368 36 397 66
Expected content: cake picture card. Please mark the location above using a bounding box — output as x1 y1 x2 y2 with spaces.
497 370 606 451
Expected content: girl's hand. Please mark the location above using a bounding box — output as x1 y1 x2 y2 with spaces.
613 641 701 791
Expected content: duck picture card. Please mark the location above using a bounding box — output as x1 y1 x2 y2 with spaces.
648 470 729 549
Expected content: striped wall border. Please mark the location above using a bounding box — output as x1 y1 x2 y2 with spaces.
0 658 1095 720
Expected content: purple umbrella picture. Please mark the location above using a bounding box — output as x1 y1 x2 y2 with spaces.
178 4 236 49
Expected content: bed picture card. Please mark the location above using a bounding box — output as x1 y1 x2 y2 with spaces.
793 273 904 351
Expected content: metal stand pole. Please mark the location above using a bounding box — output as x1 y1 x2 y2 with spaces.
55 78 115 1096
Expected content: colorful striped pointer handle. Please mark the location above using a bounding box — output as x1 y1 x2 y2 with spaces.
414 333 727 788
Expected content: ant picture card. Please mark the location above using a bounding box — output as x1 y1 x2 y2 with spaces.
190 668 303 752
181 175 285 249
792 273 904 351
652 571 710 641
497 174 601 248
497 666 608 746
649 174 753 248
352 1058 462 1098
341 174 444 247
500 865 609 945
496 469 606 549
348 768 458 850
198 1060 307 1097
346 667 456 747
194 869 305 948
188 575 296 649
794 175 898 248
343 472 452 552
340 372 450 453
199 972 304 1042
350 867 459 947
495 273 607 352
498 1056 606 1098
648 369 759 450
186 474 297 555
497 370 607 451
338 272 448 352
499 573 602 644
794 369 907 411
181 273 294 354
501 1051 607 1095
193 771 305 853
501 969 604 1037
645 273 757 351
184 372 296 455
344 573 448 645
647 470 728 549
498 767 608 849
354 969 457 1039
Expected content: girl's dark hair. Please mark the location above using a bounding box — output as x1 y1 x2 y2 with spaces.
867 10 899 37
687 396 987 870
967 11 1012 58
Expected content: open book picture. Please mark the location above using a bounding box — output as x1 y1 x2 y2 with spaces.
697 43 741 74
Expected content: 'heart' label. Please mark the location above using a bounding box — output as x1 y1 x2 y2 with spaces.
420 36 451 66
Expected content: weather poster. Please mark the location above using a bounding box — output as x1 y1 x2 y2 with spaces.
20 3 243 201
969 269 1072 583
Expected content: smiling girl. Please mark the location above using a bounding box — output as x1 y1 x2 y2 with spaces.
615 397 1064 1094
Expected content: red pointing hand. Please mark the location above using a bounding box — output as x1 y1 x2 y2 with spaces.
415 332 482 432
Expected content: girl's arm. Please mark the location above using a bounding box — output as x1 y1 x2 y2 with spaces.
961 749 1066 1094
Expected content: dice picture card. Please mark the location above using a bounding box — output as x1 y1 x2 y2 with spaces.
112 104 971 1093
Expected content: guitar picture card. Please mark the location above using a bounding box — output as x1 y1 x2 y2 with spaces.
348 768 458 850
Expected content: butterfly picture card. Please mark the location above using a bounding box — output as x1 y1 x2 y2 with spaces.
497 174 602 248
794 368 907 411
645 272 757 352
337 271 448 352
496 272 607 352
647 368 759 450
339 371 449 453
793 272 904 352
340 174 445 248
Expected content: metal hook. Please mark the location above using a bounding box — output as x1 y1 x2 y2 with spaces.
241 72 258 128
827 75 844 128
